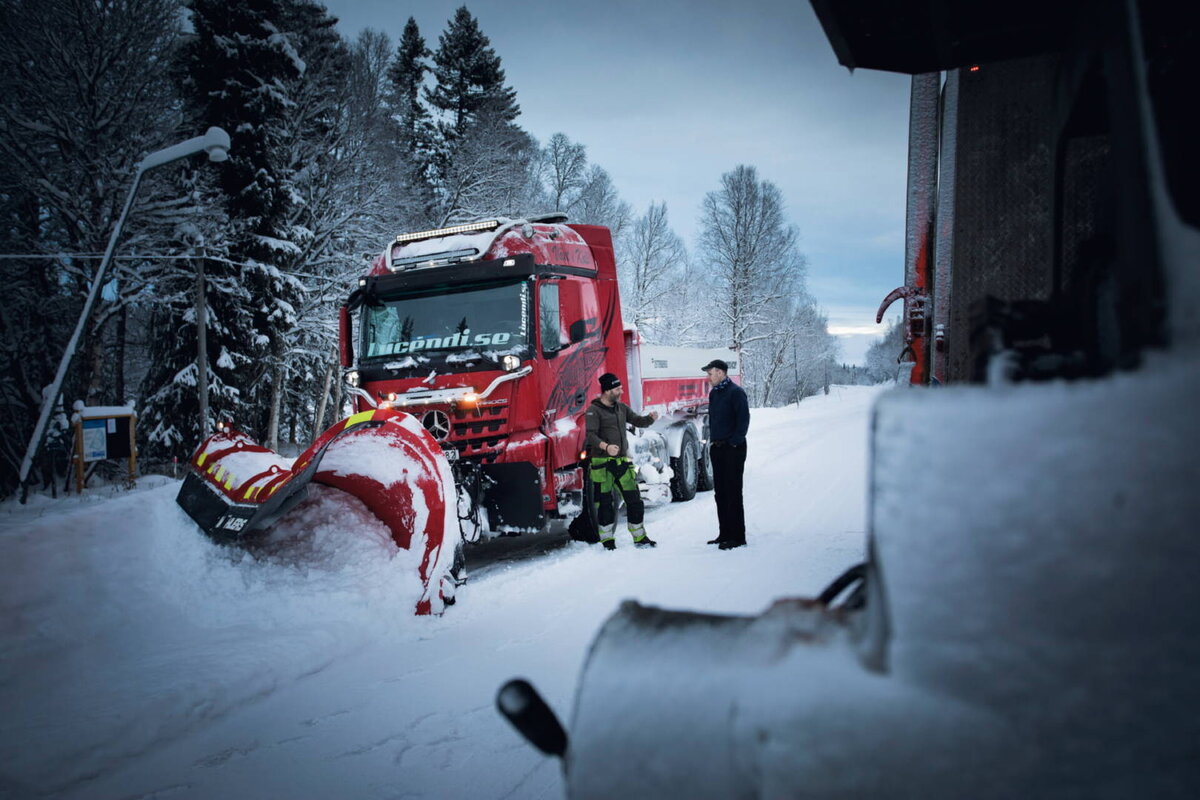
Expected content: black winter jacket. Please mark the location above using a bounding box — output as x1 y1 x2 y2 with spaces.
707 378 750 446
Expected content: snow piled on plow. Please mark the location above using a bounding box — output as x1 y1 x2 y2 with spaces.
314 416 459 614
207 447 292 482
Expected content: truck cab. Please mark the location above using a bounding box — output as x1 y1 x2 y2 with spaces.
340 217 719 538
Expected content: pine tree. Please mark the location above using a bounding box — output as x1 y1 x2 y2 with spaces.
384 18 438 225
426 6 519 137
388 17 432 153
271 0 360 447
173 0 305 446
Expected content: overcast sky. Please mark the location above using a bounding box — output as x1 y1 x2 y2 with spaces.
324 0 912 364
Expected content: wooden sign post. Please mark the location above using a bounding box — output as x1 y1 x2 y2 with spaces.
72 405 137 494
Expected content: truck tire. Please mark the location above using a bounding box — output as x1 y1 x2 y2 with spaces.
696 439 713 492
670 430 699 502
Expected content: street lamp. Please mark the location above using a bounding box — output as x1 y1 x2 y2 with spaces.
17 127 231 502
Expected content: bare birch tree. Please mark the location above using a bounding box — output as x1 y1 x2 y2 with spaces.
572 166 631 237
698 165 804 400
542 133 589 212
618 202 689 340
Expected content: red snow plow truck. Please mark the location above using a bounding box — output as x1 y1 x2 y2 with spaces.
176 216 734 613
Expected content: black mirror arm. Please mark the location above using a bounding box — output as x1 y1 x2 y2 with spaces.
496 678 568 758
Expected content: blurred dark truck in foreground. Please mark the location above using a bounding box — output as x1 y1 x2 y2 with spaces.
497 1 1200 796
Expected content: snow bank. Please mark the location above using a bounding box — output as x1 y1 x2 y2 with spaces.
0 483 429 797
0 386 882 799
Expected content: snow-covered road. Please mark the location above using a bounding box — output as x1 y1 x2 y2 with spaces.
0 385 882 800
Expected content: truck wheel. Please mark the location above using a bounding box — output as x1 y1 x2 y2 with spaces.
696 439 713 492
670 431 699 502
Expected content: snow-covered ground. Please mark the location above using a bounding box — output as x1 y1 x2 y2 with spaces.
0 385 882 800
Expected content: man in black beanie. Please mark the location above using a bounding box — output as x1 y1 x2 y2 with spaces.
584 372 658 549
702 359 750 549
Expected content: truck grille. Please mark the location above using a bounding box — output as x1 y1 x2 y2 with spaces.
449 406 507 463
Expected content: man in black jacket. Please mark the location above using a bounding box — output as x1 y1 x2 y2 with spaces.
702 359 750 549
584 372 658 550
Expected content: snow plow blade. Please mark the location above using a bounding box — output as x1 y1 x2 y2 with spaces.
176 408 457 614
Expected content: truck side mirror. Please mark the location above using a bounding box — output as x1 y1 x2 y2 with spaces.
569 319 587 343
338 306 353 367
497 678 568 758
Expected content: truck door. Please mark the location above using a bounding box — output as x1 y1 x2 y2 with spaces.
540 277 603 477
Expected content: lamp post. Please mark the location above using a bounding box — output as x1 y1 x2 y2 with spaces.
17 127 231 502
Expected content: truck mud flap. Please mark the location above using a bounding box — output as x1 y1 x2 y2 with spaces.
482 462 546 532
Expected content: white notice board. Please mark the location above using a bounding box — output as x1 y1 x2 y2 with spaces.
81 418 108 462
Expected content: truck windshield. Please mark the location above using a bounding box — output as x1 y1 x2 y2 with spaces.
362 280 530 360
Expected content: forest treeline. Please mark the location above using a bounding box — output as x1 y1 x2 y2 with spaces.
0 0 893 495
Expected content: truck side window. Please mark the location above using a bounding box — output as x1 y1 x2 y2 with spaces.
540 282 562 355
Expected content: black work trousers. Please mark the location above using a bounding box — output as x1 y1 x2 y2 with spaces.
710 442 747 544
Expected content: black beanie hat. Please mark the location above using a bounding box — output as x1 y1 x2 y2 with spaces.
599 372 622 391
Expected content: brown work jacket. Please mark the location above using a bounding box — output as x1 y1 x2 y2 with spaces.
584 398 654 458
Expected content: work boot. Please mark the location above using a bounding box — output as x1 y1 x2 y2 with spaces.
706 537 723 545
718 540 745 550
602 538 616 550
628 524 655 548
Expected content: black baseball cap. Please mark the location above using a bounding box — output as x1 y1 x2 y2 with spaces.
599 372 622 391
701 359 729 372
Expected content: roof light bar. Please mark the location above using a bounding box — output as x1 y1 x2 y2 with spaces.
394 219 501 244
391 248 479 270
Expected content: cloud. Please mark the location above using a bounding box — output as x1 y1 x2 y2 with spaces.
829 325 885 336
833 332 878 366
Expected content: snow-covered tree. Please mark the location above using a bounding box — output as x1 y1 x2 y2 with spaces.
388 17 432 152
698 165 808 400
261 0 355 449
766 298 838 404
426 101 538 226
618 202 689 341
425 6 519 138
572 166 632 237
864 315 906 383
172 0 307 449
383 18 437 222
0 0 185 491
419 7 535 225
542 133 589 212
